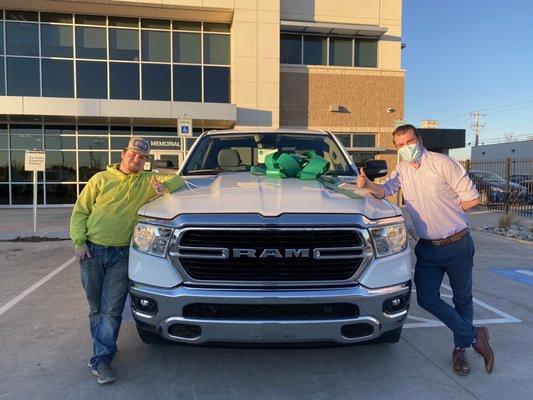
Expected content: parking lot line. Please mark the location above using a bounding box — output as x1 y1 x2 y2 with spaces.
0 256 75 318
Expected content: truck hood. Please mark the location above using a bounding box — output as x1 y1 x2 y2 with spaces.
138 172 399 220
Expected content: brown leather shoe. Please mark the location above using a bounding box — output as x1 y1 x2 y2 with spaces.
473 326 494 373
452 347 470 375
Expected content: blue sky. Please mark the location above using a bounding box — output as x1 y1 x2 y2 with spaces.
402 0 533 159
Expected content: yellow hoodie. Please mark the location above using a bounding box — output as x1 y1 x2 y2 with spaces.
70 164 185 248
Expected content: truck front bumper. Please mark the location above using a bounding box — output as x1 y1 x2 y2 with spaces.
129 281 411 345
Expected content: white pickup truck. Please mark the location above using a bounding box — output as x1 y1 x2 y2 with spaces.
129 129 412 346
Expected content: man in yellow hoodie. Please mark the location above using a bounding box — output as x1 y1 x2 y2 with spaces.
70 137 184 384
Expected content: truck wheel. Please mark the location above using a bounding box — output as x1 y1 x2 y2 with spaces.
136 326 165 344
379 327 403 344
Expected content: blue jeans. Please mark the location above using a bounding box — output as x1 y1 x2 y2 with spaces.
80 241 130 367
414 234 476 348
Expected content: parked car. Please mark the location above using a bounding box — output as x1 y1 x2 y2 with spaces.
129 129 412 346
468 170 529 205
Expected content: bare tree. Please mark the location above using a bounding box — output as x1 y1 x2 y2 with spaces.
503 132 515 142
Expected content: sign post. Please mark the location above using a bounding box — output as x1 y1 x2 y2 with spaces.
24 150 46 233
177 114 193 164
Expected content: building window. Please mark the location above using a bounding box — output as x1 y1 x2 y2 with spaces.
281 32 378 68
0 11 231 103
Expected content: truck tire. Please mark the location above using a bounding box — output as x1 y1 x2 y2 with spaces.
136 326 165 344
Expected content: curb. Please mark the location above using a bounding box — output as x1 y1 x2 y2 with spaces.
470 229 533 245
0 231 70 241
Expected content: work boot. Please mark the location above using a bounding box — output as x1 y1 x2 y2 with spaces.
88 362 98 377
473 326 494 373
452 347 470 375
95 361 116 384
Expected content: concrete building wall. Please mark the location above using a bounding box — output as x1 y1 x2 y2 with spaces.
471 140 533 161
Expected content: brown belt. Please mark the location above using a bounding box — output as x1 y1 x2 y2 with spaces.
420 228 469 246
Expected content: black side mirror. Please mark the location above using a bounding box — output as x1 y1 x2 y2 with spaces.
363 159 388 181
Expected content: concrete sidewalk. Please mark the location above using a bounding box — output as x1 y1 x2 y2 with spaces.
0 207 72 240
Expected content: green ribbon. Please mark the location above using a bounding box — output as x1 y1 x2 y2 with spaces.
250 151 362 198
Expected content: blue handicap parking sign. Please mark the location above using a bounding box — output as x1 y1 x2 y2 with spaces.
490 267 533 286
181 126 189 134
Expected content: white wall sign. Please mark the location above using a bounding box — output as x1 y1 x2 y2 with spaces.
25 150 46 171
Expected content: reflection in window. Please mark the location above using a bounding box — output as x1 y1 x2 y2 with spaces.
353 134 376 147
141 30 170 62
78 136 109 150
173 65 201 102
0 151 8 182
12 184 44 204
78 152 108 181
142 64 171 101
204 67 230 103
0 57 4 95
303 36 326 65
46 184 77 204
78 126 108 135
329 37 352 66
6 22 39 56
76 61 107 99
110 63 139 100
0 184 7 204
109 28 139 61
280 34 302 64
44 125 76 135
41 24 73 57
42 59 74 98
7 58 40 96
45 151 77 182
45 136 76 149
9 134 43 150
173 32 200 63
76 27 106 59
203 34 230 65
356 40 377 67
111 136 131 150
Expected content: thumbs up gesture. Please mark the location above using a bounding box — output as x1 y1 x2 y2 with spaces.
356 167 368 188
151 176 166 195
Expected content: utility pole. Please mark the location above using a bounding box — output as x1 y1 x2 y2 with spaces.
470 112 486 146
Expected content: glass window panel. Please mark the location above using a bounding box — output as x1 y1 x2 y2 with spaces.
110 126 131 135
78 151 107 181
5 10 38 21
141 30 170 62
141 19 170 29
203 23 230 32
111 152 122 164
353 134 376 147
0 125 7 148
109 28 139 61
76 61 107 99
141 64 170 101
9 134 43 150
75 15 106 26
44 136 76 149
12 184 44 204
7 58 40 96
110 62 139 100
172 21 201 31
6 22 39 55
0 26 4 55
44 125 76 135
109 16 138 27
46 184 77 204
111 136 131 150
78 136 108 150
11 151 42 182
0 184 8 204
329 37 352 66
76 26 106 59
172 32 200 63
355 39 377 67
41 25 73 57
45 151 77 182
203 34 229 65
133 127 176 136
303 35 327 65
0 57 4 95
335 134 351 147
0 151 8 182
78 125 108 135
280 34 302 64
204 66 230 103
42 59 74 97
173 65 201 102
10 125 42 134
41 13 72 23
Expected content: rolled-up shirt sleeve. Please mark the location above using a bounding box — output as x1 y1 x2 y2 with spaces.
444 159 479 201
381 168 401 196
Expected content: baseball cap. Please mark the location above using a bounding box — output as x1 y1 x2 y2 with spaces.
125 136 150 155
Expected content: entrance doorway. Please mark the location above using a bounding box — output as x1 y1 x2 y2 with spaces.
150 150 182 170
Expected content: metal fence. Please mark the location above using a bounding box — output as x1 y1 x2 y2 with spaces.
459 158 533 217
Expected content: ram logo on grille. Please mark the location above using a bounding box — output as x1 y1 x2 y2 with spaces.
233 248 310 258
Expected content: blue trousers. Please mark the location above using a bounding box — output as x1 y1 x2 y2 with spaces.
414 234 476 348
80 241 130 367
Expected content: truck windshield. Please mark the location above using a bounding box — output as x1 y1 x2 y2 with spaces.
181 133 356 176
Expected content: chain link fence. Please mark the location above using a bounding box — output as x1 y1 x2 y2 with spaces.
460 158 533 217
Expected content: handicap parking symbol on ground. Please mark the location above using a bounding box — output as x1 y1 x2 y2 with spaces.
489 267 533 287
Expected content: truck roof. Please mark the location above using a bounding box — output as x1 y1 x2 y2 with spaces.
203 128 328 136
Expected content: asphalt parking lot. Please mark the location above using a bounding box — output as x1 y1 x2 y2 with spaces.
0 212 532 400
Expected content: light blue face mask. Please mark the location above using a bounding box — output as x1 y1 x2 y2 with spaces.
398 143 421 162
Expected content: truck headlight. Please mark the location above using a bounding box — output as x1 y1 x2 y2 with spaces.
132 223 173 257
370 223 407 257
